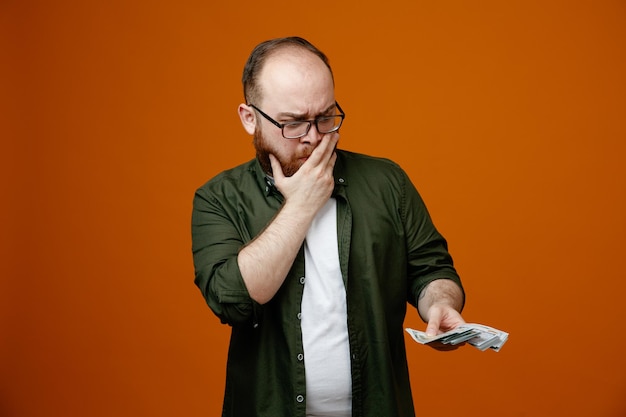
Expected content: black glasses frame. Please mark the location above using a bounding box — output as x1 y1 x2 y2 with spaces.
248 102 345 139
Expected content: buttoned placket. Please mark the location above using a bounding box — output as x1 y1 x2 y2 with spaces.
295 273 307 413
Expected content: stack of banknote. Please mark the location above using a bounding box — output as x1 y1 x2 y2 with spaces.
406 323 508 352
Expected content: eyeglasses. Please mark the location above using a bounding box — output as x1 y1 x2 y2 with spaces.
249 102 345 139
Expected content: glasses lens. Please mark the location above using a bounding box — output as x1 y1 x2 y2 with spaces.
317 116 343 133
281 114 344 139
283 122 310 139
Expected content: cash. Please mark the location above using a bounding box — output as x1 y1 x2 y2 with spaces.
405 323 508 352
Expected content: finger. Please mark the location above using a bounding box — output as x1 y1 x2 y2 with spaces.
307 132 339 166
327 148 337 170
425 310 442 336
427 341 463 352
327 131 339 157
324 132 340 159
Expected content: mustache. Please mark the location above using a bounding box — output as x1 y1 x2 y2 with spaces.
297 150 313 159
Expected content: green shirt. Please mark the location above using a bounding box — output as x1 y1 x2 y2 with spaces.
192 149 463 417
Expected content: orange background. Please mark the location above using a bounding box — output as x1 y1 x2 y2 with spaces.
2 1 625 416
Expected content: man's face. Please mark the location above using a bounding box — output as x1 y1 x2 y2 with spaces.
252 49 337 177
254 124 307 177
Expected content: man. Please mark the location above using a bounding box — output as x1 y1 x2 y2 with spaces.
192 36 466 417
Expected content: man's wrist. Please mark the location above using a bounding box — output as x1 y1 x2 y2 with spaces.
418 279 464 320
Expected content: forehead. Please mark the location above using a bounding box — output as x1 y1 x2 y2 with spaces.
257 48 335 111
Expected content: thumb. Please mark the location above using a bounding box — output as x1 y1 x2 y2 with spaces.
269 154 284 181
425 310 442 337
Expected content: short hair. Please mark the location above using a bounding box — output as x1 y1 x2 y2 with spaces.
242 36 334 105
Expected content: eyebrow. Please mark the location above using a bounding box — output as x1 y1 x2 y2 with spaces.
276 103 337 120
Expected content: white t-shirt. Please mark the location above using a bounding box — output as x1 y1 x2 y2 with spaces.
301 198 352 417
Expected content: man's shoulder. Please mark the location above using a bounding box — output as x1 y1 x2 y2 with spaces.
336 149 404 177
335 149 418 208
195 158 259 194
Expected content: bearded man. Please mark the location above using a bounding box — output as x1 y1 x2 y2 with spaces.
192 36 466 417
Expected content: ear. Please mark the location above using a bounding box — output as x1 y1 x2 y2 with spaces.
238 103 257 135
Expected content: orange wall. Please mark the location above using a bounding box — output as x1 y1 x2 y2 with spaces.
2 1 625 416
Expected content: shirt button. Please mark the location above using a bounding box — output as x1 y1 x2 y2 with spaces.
296 395 304 403
338 177 345 183
297 353 304 361
299 276 305 284
297 312 302 320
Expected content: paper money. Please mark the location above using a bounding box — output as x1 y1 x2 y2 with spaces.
405 323 508 352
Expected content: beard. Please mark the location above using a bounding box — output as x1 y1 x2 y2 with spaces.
254 129 310 177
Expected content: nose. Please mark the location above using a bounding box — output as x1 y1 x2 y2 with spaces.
300 123 323 145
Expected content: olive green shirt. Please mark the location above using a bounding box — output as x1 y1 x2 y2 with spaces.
192 149 463 417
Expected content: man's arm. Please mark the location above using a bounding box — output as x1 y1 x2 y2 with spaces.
237 133 338 304
237 201 320 305
418 279 465 336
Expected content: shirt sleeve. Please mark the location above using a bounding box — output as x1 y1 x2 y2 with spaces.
400 170 465 312
191 185 256 326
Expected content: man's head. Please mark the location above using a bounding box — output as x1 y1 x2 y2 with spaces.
238 37 341 177
242 37 334 106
